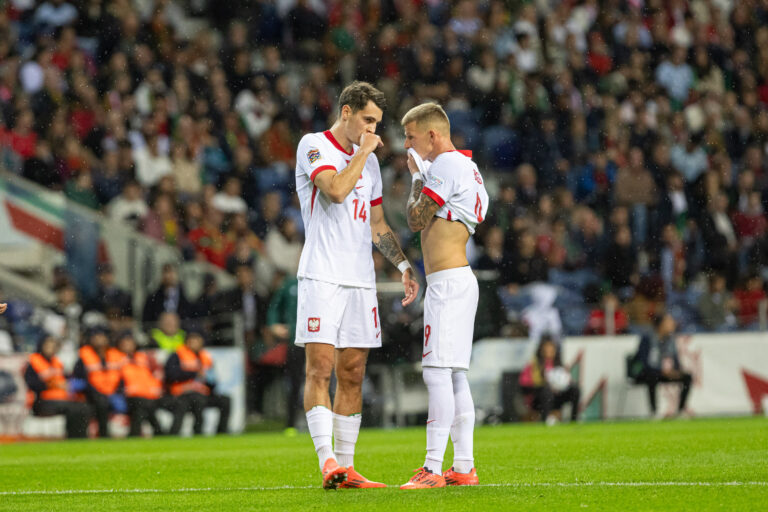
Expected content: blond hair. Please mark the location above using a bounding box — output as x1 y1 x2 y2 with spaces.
400 103 450 134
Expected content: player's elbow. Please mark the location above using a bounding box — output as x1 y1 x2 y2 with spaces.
322 186 345 204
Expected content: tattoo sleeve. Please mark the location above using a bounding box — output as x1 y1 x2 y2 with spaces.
373 226 407 267
406 178 441 232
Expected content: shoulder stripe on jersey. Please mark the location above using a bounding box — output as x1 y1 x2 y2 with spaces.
421 187 445 207
370 197 383 207
323 130 353 156
448 149 473 158
311 165 336 182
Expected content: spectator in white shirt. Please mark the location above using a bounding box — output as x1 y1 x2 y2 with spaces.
133 134 172 187
108 180 149 228
212 176 248 214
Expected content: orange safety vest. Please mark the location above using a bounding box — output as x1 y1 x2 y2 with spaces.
121 351 163 400
27 353 68 401
79 345 123 395
169 345 213 396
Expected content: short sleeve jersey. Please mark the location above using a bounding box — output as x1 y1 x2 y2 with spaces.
295 130 383 288
420 150 489 235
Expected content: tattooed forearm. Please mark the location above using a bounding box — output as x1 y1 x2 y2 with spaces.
406 179 441 232
374 228 406 266
408 179 424 208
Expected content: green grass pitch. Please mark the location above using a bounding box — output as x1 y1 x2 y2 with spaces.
1 417 766 511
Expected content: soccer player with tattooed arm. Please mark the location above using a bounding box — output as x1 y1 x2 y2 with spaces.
294 81 419 489
400 102 489 489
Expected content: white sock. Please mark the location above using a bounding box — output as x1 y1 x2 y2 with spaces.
451 370 475 473
423 366 454 474
333 413 361 468
306 406 335 469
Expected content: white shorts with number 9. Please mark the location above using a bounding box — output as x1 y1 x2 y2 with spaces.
421 266 479 370
295 278 381 349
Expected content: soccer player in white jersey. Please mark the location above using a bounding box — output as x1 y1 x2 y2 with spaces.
295 81 419 489
399 103 489 489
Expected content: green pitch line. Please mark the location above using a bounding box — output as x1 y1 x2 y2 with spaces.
0 417 766 511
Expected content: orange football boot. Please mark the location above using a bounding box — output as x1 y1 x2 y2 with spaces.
399 467 446 489
443 467 479 486
338 466 387 488
321 458 348 490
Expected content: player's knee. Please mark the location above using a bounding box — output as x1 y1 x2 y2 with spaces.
336 365 364 389
306 361 333 385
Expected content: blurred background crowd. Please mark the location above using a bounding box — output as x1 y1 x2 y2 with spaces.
1 0 767 371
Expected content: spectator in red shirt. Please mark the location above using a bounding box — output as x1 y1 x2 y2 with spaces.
188 206 234 268
733 274 767 328
584 292 630 335
10 110 37 160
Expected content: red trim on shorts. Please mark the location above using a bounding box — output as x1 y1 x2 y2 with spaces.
447 210 452 220
323 130 353 155
370 196 382 207
310 165 336 182
422 187 445 207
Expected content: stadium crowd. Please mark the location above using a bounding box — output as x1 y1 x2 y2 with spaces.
1 0 768 369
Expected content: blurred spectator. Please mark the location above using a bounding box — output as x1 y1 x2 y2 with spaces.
133 134 172 187
265 270 302 427
519 335 580 425
150 312 185 352
165 332 231 435
52 281 83 346
107 180 149 229
142 264 192 325
72 328 126 437
733 274 767 329
603 225 637 291
65 170 100 210
521 284 562 346
697 273 738 332
251 191 282 240
170 143 202 198
141 193 185 249
114 331 166 437
630 314 693 417
501 230 548 288
212 176 248 214
584 292 629 336
188 205 234 268
265 217 302 276
88 264 132 318
24 335 91 438
218 264 263 346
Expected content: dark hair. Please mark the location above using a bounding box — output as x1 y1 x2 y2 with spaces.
535 334 562 366
338 81 386 114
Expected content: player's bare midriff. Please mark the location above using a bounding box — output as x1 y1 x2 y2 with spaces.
421 216 470 275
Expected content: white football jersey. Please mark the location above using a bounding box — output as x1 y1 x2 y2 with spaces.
295 130 383 288
421 150 489 235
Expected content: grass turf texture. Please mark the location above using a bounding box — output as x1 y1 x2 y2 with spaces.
1 417 766 511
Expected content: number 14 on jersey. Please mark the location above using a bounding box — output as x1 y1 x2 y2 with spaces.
352 199 367 222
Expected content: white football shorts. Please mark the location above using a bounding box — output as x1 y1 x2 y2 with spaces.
421 266 479 370
295 277 381 349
